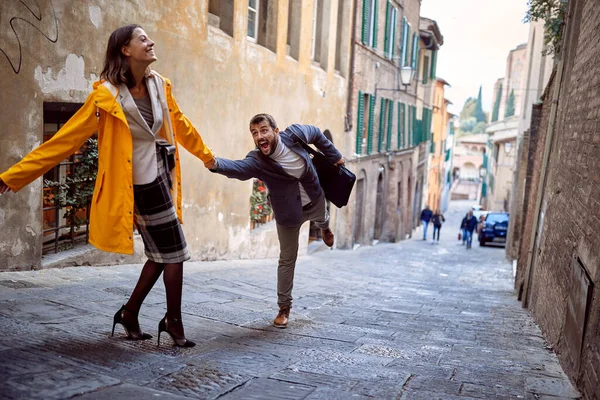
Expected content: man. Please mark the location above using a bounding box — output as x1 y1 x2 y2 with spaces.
461 210 479 249
420 205 433 240
208 114 344 328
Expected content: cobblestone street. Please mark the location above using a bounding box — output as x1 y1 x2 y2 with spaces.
0 201 580 399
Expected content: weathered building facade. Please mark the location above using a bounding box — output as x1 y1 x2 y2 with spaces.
511 0 600 397
505 19 554 260
484 116 518 212
0 0 353 270
337 0 443 247
482 42 529 212
426 78 451 211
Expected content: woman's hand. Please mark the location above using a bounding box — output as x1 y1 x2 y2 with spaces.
334 157 345 166
204 157 216 170
0 178 12 195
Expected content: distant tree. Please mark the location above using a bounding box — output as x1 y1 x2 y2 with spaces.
459 117 477 133
459 97 477 122
504 89 516 118
472 122 488 134
473 86 487 123
491 83 503 122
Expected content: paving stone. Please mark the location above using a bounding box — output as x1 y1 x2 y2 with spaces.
2 368 120 400
219 377 314 399
75 383 192 399
302 387 372 400
149 364 251 398
269 369 358 391
399 389 482 400
525 376 582 398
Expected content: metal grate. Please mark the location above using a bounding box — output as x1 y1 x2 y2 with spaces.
42 102 96 254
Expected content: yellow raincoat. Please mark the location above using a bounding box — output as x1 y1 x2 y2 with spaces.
0 73 213 254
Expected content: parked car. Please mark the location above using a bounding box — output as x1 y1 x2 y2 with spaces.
479 212 509 246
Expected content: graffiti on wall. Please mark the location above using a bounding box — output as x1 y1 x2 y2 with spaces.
1 0 59 74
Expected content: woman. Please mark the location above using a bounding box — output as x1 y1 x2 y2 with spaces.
0 25 215 347
431 209 445 244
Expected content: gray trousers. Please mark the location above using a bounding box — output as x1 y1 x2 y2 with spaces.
276 192 329 308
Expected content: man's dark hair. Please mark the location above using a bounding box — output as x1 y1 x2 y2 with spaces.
249 113 278 130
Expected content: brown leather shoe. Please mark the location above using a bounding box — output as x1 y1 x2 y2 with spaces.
321 228 334 247
273 305 290 328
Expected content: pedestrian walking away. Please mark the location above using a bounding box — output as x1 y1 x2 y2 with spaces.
208 114 345 329
420 205 433 240
431 209 445 243
0 25 217 348
460 212 468 245
461 210 479 249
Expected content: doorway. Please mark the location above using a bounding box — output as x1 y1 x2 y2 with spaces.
353 178 365 244
374 172 385 240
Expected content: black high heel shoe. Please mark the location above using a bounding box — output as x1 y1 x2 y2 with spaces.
112 305 153 340
157 315 196 347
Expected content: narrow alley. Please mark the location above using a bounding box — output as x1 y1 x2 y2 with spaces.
0 201 580 399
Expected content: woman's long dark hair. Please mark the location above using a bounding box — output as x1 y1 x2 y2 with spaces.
100 24 141 88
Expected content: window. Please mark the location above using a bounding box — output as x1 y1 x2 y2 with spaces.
378 99 388 152
312 0 328 69
411 32 419 70
398 102 406 149
42 103 97 254
335 0 350 75
400 18 409 66
384 1 398 60
356 91 365 154
367 94 376 154
247 0 259 41
208 0 235 37
254 0 279 52
362 0 378 48
430 50 437 79
422 54 429 84
379 98 394 152
287 0 302 60
356 92 375 155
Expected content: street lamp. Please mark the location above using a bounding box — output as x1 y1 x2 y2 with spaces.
479 166 487 178
374 65 416 97
400 66 415 89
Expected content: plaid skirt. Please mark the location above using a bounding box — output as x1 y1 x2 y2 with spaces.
133 147 190 263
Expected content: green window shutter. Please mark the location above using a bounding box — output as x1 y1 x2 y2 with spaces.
361 0 370 44
384 2 390 58
411 33 418 69
398 102 405 149
356 91 365 154
402 20 409 66
378 99 386 152
408 106 413 147
391 8 397 60
386 100 393 151
423 55 429 84
372 0 378 48
367 94 376 154
430 50 437 79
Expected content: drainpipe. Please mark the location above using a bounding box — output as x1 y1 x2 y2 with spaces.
345 0 358 133
521 38 567 309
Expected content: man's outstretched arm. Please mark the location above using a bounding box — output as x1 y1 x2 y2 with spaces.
208 154 260 181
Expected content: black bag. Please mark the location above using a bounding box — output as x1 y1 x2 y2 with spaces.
293 133 356 208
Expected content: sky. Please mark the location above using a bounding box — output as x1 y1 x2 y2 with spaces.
420 0 530 116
